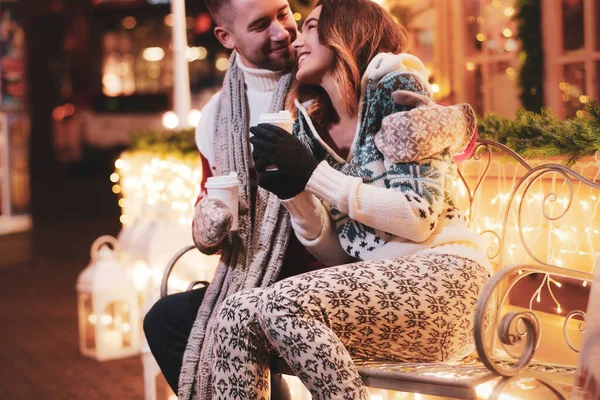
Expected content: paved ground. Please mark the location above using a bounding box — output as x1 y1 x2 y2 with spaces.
0 170 146 399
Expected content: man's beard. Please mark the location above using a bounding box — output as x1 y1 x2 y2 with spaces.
249 49 295 72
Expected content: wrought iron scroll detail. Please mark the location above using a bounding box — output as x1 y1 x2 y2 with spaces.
564 310 586 353
474 264 593 377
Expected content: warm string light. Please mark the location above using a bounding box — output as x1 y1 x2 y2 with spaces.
458 159 600 266
115 153 202 227
559 81 590 117
113 152 223 313
454 157 600 315
465 1 520 88
528 274 563 313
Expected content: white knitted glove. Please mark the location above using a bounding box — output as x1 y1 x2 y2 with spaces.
374 90 477 163
192 197 233 255
192 197 250 254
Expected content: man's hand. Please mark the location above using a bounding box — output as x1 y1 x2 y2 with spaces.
192 197 233 255
249 123 319 199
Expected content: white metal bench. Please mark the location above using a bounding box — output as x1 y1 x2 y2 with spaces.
162 139 598 399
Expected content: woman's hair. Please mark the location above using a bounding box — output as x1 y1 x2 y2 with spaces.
287 0 408 127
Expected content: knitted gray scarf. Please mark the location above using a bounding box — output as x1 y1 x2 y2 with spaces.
177 52 294 400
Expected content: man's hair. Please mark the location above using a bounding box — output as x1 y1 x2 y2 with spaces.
287 0 408 126
205 0 234 26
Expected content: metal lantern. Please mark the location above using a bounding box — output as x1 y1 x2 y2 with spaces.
76 235 141 361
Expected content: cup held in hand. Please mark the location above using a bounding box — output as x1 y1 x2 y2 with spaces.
205 172 240 230
256 111 295 171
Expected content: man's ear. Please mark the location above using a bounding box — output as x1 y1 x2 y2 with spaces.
214 26 235 50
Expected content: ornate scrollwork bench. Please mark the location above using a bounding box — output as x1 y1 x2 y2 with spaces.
162 139 599 399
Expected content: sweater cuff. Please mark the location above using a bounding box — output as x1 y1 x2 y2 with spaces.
281 191 325 241
306 161 351 207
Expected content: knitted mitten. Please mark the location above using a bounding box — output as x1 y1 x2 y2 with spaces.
374 90 477 163
192 197 233 255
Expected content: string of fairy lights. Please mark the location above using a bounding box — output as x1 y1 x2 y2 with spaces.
458 156 599 316
113 153 201 227
113 151 598 319
110 151 598 400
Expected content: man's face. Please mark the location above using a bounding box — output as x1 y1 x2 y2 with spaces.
224 0 298 71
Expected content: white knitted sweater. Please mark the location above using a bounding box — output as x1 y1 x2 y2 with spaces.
282 54 492 274
196 56 284 168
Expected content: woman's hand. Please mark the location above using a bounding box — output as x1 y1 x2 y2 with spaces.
249 123 319 199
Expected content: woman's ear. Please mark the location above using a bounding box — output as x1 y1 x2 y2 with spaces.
392 90 433 108
214 26 235 50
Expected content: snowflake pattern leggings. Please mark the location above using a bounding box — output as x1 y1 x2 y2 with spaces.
211 253 490 400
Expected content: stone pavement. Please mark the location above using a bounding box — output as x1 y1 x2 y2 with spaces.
0 174 146 399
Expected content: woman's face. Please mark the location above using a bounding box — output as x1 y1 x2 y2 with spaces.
292 6 335 85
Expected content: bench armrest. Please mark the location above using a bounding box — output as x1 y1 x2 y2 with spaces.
474 263 593 377
160 245 209 298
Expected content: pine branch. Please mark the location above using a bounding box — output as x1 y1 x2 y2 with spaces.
130 128 197 157
478 104 600 166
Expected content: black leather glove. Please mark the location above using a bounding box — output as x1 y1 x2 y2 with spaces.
249 123 319 199
254 168 304 200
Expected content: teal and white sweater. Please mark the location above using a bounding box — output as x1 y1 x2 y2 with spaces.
282 53 492 274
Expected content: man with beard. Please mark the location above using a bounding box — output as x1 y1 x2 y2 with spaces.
143 0 343 398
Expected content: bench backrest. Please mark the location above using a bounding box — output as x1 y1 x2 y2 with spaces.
455 139 599 369
456 139 600 274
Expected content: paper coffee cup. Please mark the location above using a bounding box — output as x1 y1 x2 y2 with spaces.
205 172 240 230
258 110 295 134
258 111 295 170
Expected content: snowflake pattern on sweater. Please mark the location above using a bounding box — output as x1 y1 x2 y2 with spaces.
295 71 466 260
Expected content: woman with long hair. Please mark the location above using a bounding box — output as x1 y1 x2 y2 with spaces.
208 1 491 399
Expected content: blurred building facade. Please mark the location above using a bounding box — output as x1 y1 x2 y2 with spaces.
1 0 597 185
19 0 226 165
377 0 598 120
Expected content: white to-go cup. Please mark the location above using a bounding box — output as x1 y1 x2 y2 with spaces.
258 110 295 134
258 111 295 171
205 172 240 230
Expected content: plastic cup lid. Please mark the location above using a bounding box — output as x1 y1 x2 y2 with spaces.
206 171 239 188
259 110 294 123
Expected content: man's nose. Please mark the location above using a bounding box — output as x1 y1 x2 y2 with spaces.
270 20 290 42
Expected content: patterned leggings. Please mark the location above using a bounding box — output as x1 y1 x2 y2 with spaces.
211 253 490 400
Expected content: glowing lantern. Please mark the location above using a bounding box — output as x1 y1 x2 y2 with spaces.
76 235 141 360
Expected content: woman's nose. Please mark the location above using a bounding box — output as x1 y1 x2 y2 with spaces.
292 34 304 50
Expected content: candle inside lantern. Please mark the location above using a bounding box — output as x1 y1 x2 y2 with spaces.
101 330 123 351
77 236 142 360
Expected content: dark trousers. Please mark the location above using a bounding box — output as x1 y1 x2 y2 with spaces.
143 286 290 399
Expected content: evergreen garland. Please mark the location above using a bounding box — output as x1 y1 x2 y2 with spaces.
129 128 198 158
515 0 544 112
478 101 600 166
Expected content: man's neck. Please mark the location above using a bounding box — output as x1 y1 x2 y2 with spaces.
236 56 284 92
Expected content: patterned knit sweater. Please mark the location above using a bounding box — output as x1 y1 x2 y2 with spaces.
282 53 492 274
